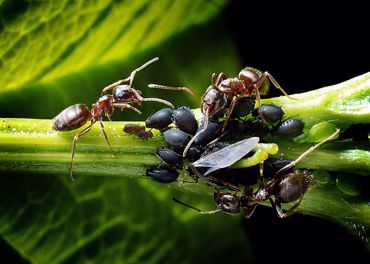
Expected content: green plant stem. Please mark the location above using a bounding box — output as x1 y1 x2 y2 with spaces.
1 72 370 248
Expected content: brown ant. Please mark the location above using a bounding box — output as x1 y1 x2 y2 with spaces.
53 57 192 181
174 129 340 218
180 67 293 157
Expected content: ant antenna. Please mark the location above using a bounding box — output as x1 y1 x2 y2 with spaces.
275 128 340 176
141 97 175 108
101 57 160 96
148 84 199 98
172 198 220 215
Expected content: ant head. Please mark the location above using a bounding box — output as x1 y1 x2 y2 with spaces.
238 68 259 88
214 193 240 215
202 85 227 115
113 85 141 102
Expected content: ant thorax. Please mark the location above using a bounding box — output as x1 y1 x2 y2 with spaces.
219 78 245 95
91 95 114 120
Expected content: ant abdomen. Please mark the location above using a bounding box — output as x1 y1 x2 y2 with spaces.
274 171 313 203
53 104 91 131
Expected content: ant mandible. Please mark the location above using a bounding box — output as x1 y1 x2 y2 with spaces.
53 58 193 181
174 129 340 218
181 67 294 157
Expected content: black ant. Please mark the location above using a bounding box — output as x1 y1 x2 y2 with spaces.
53 58 193 181
174 129 340 218
179 67 293 157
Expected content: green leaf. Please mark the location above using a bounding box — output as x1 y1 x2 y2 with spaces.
0 0 226 93
0 175 251 263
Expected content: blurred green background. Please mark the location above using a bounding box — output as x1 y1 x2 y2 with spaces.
0 0 369 263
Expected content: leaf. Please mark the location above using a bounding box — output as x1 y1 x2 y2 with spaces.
0 174 251 263
0 0 226 93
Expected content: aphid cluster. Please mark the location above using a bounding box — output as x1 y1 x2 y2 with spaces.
53 58 337 219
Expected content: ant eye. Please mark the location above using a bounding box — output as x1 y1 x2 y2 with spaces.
114 85 131 101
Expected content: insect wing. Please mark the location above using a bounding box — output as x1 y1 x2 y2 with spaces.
192 137 259 175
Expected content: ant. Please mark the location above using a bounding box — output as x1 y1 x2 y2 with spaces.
179 67 294 157
174 129 340 218
53 57 193 181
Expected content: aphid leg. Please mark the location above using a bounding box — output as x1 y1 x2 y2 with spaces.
262 72 298 100
148 84 199 98
182 110 210 157
221 96 238 133
99 120 115 157
269 197 302 218
69 124 93 182
275 128 340 176
141 97 174 108
112 103 142 115
172 197 221 215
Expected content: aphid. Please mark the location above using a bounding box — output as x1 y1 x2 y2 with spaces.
253 104 284 123
135 130 154 139
53 58 176 181
156 148 183 169
174 129 340 218
183 67 291 157
123 123 146 134
145 108 174 130
162 128 191 152
230 96 256 118
272 117 304 137
146 166 179 183
123 124 153 139
193 119 221 146
145 106 198 135
192 137 259 176
172 106 198 135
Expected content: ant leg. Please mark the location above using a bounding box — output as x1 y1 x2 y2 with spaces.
148 84 198 98
221 96 238 133
243 204 258 218
141 97 174 108
212 72 227 86
99 120 115 157
269 197 302 218
259 161 265 186
70 123 93 182
112 103 142 115
207 176 240 191
255 85 261 106
182 110 210 157
172 197 221 214
275 128 340 177
261 72 298 100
